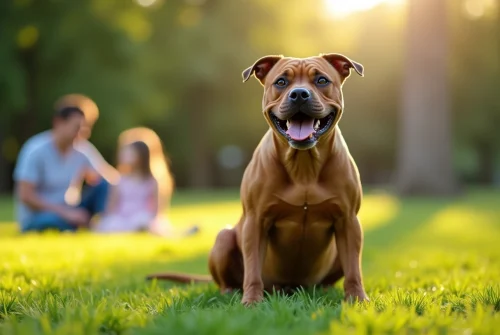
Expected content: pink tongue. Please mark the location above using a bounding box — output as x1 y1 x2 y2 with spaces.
286 118 315 141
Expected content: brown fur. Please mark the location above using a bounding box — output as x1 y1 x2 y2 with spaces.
148 53 368 305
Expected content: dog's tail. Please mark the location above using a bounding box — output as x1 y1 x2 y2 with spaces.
146 272 213 284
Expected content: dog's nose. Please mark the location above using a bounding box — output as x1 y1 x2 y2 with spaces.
288 88 311 104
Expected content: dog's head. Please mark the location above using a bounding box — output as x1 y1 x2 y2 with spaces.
242 54 363 150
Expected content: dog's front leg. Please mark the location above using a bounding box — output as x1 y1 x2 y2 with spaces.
241 214 268 306
334 215 368 302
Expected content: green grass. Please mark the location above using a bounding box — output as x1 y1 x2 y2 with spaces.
1 188 500 334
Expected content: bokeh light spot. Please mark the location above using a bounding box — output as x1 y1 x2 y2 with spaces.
136 0 157 7
463 0 485 19
324 0 405 18
17 25 39 49
217 145 244 170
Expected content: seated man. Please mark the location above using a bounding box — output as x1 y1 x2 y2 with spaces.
14 107 108 232
14 94 119 187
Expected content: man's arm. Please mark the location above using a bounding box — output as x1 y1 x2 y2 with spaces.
18 181 89 225
18 181 67 214
74 140 120 185
15 148 89 225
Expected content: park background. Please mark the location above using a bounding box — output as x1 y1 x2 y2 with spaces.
0 0 500 334
0 0 499 193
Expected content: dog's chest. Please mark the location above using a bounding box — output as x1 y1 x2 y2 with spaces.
266 184 341 248
270 201 336 240
264 201 337 285
273 183 339 207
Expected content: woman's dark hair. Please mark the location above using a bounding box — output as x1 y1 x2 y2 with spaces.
129 141 152 178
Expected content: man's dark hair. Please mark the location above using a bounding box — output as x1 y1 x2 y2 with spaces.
54 106 84 120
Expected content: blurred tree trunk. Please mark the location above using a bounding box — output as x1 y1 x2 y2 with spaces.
187 83 213 188
18 48 39 142
396 0 458 195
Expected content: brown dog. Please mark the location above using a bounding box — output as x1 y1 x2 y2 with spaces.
148 53 368 305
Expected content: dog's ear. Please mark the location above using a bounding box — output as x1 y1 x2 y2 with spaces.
242 55 283 84
320 53 364 82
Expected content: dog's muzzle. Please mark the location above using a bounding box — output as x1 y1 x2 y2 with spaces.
269 108 337 150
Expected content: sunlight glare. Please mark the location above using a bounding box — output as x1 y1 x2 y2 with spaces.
358 192 399 231
324 0 405 18
462 0 497 20
136 0 157 7
464 0 485 19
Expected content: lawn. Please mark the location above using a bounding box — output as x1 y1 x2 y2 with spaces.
0 188 499 334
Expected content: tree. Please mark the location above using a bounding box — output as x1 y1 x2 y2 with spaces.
0 0 164 192
396 0 458 195
448 0 500 184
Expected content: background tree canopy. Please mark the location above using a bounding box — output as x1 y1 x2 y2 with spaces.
0 0 498 191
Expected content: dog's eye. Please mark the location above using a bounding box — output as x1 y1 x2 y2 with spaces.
316 77 330 85
275 78 287 87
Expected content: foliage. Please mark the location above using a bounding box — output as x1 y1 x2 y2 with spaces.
0 0 498 188
0 189 499 334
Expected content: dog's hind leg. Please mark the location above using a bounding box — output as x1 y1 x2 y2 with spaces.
319 255 344 287
319 240 344 288
209 228 244 293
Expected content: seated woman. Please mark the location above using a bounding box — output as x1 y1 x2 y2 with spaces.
94 128 198 236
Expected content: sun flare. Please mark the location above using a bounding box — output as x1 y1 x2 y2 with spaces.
324 0 405 18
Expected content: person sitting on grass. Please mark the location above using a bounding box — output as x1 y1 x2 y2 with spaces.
94 129 198 237
14 94 120 189
94 141 159 233
14 107 108 232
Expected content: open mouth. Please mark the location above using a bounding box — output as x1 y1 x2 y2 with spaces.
269 110 336 146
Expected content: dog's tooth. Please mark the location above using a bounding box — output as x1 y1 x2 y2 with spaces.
286 120 290 129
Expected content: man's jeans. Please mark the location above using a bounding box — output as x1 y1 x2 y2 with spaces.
21 180 109 233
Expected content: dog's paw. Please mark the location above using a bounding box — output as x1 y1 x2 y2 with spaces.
344 290 369 303
241 293 264 306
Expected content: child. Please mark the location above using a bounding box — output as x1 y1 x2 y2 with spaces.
117 127 174 211
95 128 199 237
95 141 159 233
